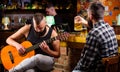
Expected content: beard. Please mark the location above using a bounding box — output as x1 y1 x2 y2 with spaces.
87 19 93 30
34 27 46 38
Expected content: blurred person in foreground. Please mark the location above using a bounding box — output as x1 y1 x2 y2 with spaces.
73 1 118 72
7 13 60 72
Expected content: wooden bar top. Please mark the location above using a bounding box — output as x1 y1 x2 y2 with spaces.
67 35 120 49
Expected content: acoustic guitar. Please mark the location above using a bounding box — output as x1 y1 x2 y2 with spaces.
1 32 69 70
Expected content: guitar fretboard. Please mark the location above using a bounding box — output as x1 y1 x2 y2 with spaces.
25 32 69 53
25 36 57 53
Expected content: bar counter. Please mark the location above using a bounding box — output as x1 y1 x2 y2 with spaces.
64 34 120 71
65 34 120 49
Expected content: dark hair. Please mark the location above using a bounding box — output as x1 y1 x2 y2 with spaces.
88 1 105 21
45 3 54 8
33 13 44 25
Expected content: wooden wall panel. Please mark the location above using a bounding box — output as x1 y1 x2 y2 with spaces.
101 0 120 25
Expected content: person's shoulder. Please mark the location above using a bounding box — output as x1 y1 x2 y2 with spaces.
17 24 31 33
51 28 58 37
89 28 100 37
21 24 31 29
54 14 63 23
55 14 61 18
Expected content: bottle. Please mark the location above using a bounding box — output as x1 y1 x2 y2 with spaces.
7 0 12 6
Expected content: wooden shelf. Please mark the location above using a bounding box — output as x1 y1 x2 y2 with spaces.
0 0 77 32
1 8 75 14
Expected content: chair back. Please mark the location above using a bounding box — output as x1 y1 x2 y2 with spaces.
102 55 120 72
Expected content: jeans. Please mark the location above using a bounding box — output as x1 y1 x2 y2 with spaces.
72 70 87 72
25 69 35 72
9 54 54 72
72 70 81 72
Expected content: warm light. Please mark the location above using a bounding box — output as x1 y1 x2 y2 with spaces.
2 17 10 30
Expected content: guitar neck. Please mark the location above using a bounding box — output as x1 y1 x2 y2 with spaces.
25 37 57 53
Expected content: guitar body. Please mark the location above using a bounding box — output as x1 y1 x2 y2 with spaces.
1 41 35 70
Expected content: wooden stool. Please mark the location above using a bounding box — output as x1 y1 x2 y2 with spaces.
102 55 120 72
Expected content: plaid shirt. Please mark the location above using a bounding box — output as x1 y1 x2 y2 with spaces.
73 21 118 72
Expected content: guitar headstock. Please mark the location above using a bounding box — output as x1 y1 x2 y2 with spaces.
57 32 70 41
